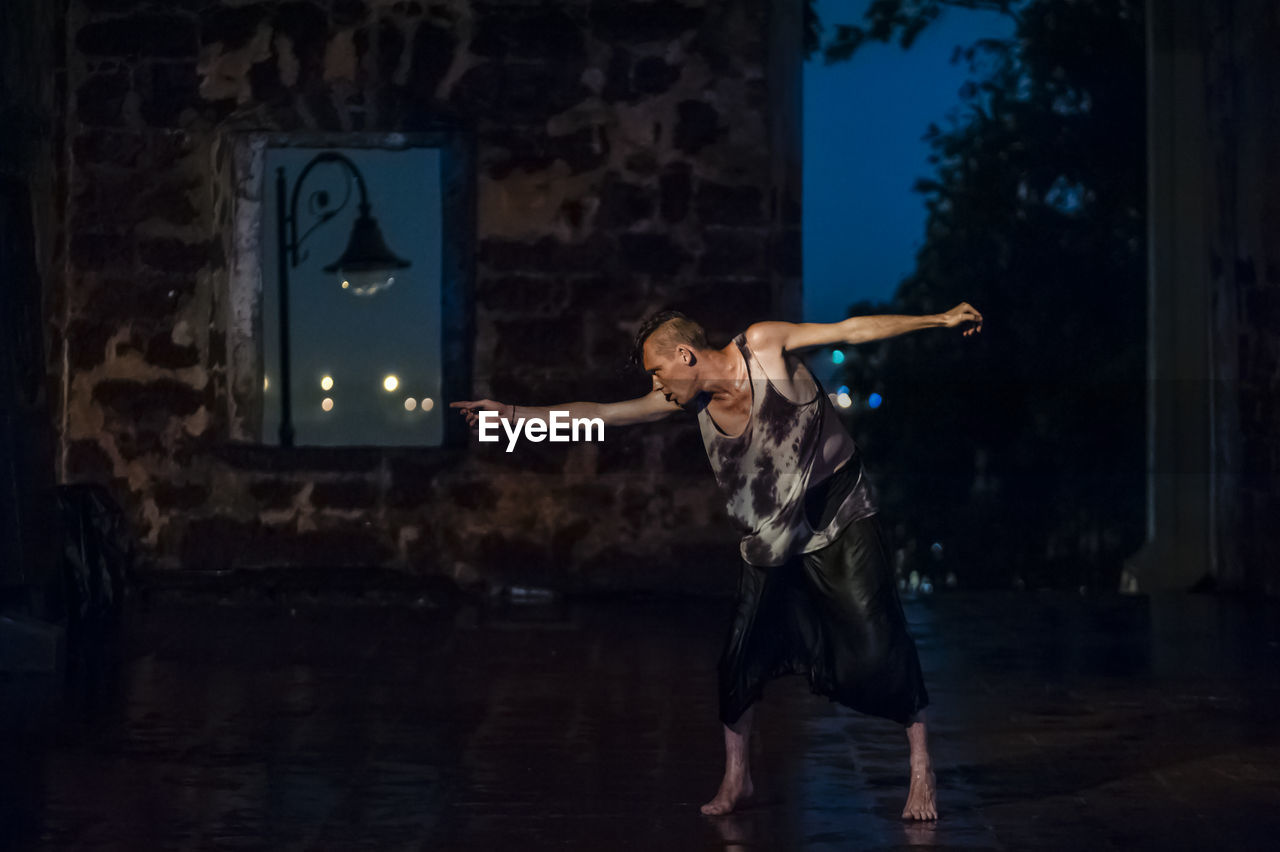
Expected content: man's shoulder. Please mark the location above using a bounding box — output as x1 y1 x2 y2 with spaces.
746 324 810 372
742 322 789 355
742 324 811 392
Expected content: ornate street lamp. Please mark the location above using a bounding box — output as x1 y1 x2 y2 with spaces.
274 151 410 447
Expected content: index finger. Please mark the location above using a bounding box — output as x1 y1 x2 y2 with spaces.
449 400 478 409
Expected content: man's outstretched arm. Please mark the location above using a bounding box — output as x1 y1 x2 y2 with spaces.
450 389 682 431
748 302 983 353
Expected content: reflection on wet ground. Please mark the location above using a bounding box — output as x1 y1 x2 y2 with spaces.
3 591 1280 850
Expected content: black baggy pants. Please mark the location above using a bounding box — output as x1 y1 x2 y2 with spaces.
717 514 930 727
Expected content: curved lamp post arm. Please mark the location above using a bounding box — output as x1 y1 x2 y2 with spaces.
284 151 372 267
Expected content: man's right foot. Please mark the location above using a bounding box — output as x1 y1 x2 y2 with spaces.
700 776 755 815
901 761 937 820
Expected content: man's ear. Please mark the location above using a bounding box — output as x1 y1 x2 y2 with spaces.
681 346 697 366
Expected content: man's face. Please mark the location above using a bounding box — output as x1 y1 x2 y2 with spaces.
643 338 697 405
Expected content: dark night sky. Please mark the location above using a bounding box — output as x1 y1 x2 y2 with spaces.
803 0 1015 323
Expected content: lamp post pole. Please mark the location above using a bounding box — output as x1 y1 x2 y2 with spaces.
275 167 295 447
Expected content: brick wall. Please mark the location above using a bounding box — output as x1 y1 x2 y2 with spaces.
54 0 804 593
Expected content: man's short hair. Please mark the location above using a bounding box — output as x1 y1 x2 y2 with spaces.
631 310 708 367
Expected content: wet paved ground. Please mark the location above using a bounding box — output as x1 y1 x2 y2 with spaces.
3 590 1280 850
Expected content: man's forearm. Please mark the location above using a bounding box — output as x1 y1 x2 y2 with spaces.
843 313 945 345
503 401 602 423
501 395 670 428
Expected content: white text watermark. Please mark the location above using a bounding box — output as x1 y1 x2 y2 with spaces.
477 410 605 452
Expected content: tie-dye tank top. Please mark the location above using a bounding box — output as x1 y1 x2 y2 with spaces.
697 333 878 566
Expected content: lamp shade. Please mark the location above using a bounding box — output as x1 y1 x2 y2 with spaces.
323 213 411 296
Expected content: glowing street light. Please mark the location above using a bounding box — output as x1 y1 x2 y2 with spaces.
383 374 399 392
320 375 334 391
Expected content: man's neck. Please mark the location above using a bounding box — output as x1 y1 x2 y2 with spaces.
699 343 750 401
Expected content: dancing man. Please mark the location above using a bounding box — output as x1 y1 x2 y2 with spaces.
451 303 983 819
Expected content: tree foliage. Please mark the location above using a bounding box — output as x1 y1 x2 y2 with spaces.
819 0 1019 61
820 0 1146 590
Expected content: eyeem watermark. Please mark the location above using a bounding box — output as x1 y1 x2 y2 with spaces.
477 410 605 452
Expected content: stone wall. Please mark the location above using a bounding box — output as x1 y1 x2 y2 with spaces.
1204 0 1280 596
55 0 804 593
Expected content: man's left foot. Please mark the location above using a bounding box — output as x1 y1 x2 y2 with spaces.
700 775 754 816
901 762 937 820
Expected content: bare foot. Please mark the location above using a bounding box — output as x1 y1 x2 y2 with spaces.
901 762 937 820
700 776 755 815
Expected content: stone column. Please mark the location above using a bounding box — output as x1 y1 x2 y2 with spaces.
1121 0 1211 592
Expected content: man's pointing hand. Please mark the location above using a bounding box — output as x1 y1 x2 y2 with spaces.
449 399 515 431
